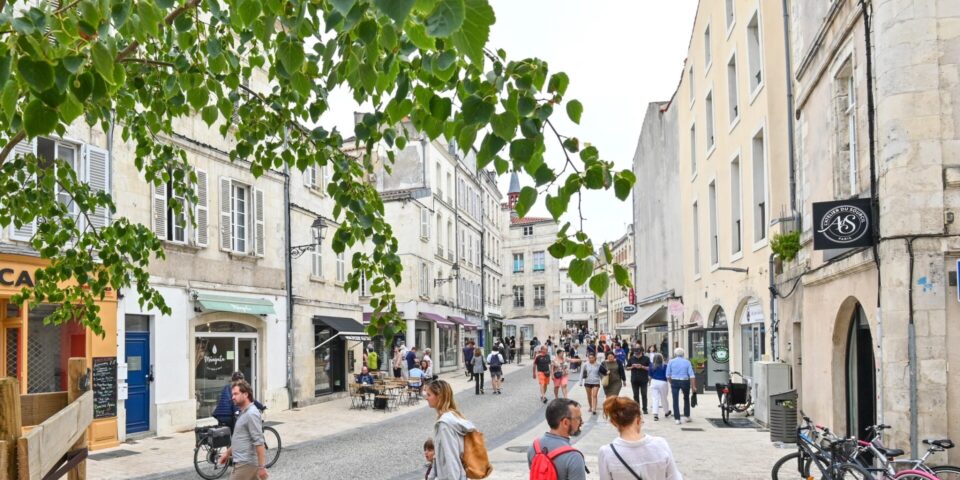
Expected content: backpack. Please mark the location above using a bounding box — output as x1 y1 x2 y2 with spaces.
488 353 503 368
462 430 493 479
529 438 582 480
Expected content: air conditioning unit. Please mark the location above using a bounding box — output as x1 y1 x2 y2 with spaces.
753 362 792 427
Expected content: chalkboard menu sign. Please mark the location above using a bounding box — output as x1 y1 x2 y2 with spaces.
92 357 118 419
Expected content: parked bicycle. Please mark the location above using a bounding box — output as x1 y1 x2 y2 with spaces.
771 412 874 479
714 369 752 424
849 424 958 480
193 404 282 479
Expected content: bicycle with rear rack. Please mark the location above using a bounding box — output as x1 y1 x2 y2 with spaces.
771 412 874 479
193 404 282 479
849 423 958 480
714 369 752 424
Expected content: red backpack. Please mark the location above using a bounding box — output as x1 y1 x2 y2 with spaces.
529 438 582 480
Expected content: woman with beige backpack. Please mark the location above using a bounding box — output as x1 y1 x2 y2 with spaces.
425 380 492 479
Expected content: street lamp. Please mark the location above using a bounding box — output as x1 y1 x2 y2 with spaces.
290 216 328 258
434 263 460 286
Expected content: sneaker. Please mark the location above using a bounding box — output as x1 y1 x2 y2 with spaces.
666 411 672 418
675 419 681 425
684 417 691 423
653 415 659 421
643 409 648 414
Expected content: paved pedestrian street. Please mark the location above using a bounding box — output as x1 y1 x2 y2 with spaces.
89 361 787 479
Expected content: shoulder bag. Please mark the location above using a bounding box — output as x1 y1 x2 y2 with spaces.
609 444 643 480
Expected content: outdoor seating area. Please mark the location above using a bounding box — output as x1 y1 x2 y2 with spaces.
347 375 424 412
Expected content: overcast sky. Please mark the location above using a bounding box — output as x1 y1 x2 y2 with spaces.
325 1 698 245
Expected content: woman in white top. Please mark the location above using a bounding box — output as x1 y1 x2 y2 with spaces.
598 396 682 480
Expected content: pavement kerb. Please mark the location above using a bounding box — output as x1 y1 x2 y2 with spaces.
88 362 528 480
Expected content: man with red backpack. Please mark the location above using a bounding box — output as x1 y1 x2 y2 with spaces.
527 398 587 480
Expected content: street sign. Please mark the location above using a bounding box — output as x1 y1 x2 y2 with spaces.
812 198 874 250
623 305 637 314
668 300 684 316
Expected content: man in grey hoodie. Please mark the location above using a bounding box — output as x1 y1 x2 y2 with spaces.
426 379 478 480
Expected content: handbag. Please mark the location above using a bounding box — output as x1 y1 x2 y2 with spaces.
610 444 643 480
601 375 610 387
692 391 698 408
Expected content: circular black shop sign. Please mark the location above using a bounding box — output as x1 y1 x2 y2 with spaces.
817 204 870 244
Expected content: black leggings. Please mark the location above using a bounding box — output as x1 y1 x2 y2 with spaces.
474 372 485 393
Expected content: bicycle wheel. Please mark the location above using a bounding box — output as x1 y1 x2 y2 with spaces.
931 465 960 480
721 393 730 424
263 426 282 468
893 473 940 480
771 451 813 479
834 462 874 479
193 439 229 480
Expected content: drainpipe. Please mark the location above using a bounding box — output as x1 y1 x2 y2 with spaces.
283 134 295 409
905 238 918 457
776 0 798 366
769 253 779 362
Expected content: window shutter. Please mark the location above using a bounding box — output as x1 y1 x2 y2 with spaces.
195 169 208 246
152 183 167 239
312 242 322 277
83 144 110 230
322 165 332 195
254 187 265 256
303 165 315 188
420 207 428 238
220 177 232 250
9 139 37 242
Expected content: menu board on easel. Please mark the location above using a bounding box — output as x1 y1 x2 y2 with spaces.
92 357 118 419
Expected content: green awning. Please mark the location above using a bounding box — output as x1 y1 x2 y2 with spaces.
196 293 276 315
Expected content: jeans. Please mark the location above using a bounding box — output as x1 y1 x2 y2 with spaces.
631 378 649 411
474 372 485 394
671 379 692 419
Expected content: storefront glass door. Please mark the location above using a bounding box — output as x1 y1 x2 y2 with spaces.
706 330 730 387
194 322 258 419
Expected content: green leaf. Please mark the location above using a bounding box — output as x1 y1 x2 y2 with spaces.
0 51 13 88
374 0 416 24
406 22 435 50
562 137 579 153
1 81 18 121
201 105 219 126
566 99 583 124
548 72 569 96
187 87 209 110
614 177 631 201
545 193 568 221
568 258 593 286
277 40 305 74
330 0 357 15
429 95 452 120
425 0 465 37
533 164 554 186
59 93 83 124
548 241 566 259
580 145 599 163
17 58 55 91
22 98 57 136
461 95 493 125
589 272 610 298
509 138 534 163
515 186 536 218
490 112 517 139
450 0 494 65
237 0 262 26
613 264 632 288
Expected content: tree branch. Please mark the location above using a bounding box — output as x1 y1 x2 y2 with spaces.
54 0 83 15
116 0 202 62
120 58 176 67
0 130 26 166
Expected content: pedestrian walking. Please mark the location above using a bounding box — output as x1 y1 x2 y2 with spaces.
598 396 682 479
218 381 268 480
579 352 602 415
666 348 696 425
487 346 505 394
213 371 245 431
463 340 476 381
527 398 587 480
533 345 552 404
551 350 571 399
471 346 486 395
425 379 479 480
649 353 670 421
423 438 436 480
406 346 419 374
423 348 434 377
530 337 540 360
626 348 650 413
367 347 379 372
392 346 404 378
601 352 626 400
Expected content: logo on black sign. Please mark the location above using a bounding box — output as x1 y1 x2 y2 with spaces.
817 204 870 244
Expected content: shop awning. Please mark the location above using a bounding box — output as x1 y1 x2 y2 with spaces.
615 305 667 333
196 293 276 315
448 316 478 330
313 316 371 349
419 312 455 329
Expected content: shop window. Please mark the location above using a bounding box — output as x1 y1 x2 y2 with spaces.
195 324 257 418
195 321 257 333
439 327 457 368
5 327 19 378
27 304 84 393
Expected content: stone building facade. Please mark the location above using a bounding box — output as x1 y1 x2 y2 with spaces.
558 267 596 332
781 0 960 458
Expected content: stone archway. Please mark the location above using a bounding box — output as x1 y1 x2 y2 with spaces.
832 297 875 439
703 305 730 388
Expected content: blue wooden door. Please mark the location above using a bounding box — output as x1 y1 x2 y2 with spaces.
125 332 150 434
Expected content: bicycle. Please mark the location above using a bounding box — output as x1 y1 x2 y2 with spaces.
850 424 958 479
193 404 283 479
714 370 752 424
771 412 873 479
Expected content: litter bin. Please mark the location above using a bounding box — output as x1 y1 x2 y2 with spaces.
770 390 798 443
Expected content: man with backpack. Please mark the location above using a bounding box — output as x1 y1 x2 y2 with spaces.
527 398 586 480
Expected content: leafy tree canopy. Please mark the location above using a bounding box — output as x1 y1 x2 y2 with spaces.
0 0 634 336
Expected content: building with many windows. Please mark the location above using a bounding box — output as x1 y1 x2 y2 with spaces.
480 170 507 347
676 0 793 404
502 173 561 342
607 227 636 330
558 267 596 332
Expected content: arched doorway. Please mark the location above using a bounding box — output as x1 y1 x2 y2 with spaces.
738 298 765 380
705 306 729 388
846 304 876 440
